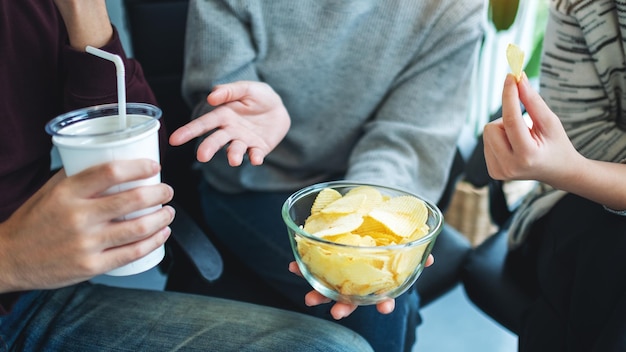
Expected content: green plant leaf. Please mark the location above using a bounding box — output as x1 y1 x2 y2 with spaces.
489 0 520 31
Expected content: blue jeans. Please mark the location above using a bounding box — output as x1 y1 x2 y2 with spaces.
0 282 372 351
173 180 422 352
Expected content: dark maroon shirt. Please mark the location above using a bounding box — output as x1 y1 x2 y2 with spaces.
0 0 160 315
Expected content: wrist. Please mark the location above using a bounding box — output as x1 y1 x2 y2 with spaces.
0 224 18 293
542 152 587 191
55 0 113 50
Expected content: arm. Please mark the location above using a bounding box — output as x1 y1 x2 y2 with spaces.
483 73 626 211
0 1 175 294
54 0 164 154
0 161 174 293
53 0 113 50
344 0 484 203
54 0 158 109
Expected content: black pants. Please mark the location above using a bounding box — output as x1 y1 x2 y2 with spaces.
506 194 626 351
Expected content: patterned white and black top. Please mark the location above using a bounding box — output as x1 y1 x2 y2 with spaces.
510 0 626 247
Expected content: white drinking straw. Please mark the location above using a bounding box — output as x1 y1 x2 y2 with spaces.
85 46 127 129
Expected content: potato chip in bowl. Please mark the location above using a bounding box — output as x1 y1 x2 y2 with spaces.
282 181 443 305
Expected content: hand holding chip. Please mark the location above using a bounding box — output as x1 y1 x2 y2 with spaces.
288 255 434 319
483 46 580 185
169 81 290 166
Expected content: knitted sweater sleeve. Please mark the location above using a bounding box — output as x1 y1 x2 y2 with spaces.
182 0 260 112
344 1 484 202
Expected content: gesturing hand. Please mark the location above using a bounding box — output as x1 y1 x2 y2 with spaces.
169 81 291 166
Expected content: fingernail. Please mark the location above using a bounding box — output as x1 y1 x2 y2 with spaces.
505 73 516 84
152 160 161 173
520 71 529 86
168 204 176 217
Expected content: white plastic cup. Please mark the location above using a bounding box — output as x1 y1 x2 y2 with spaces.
45 103 165 276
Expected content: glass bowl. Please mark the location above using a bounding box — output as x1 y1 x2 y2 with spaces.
282 181 443 305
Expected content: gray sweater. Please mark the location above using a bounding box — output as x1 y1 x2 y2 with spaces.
183 0 485 203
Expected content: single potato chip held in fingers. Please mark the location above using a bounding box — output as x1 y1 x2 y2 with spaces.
506 43 525 82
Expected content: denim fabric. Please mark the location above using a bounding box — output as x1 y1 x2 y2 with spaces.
192 180 422 352
0 282 372 352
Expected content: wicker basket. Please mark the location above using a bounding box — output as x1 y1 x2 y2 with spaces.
443 180 536 247
443 181 497 247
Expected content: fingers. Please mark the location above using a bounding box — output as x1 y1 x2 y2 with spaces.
100 204 175 247
425 254 434 267
291 260 396 319
376 299 396 314
173 106 269 163
292 262 352 318
226 140 248 166
70 159 161 197
305 290 332 306
288 261 302 276
101 213 173 271
517 73 561 133
482 119 511 180
169 113 224 147
61 159 174 226
169 123 197 147
92 181 173 220
207 81 259 107
501 73 531 152
196 128 233 162
329 301 358 320
170 83 258 147
247 148 266 166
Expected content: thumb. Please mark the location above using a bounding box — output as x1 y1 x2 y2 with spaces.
517 73 561 133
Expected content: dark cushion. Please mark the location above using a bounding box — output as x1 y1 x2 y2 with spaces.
461 228 534 334
124 0 222 282
416 224 472 307
124 0 199 217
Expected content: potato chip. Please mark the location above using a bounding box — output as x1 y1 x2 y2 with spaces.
304 212 363 238
367 196 428 238
311 188 342 214
298 185 432 298
506 43 525 82
302 213 333 234
391 245 426 281
321 193 367 214
344 186 384 213
366 231 401 246
332 233 377 247
355 216 389 234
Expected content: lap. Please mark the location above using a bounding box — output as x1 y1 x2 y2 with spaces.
170 180 421 352
0 282 372 352
511 194 626 351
